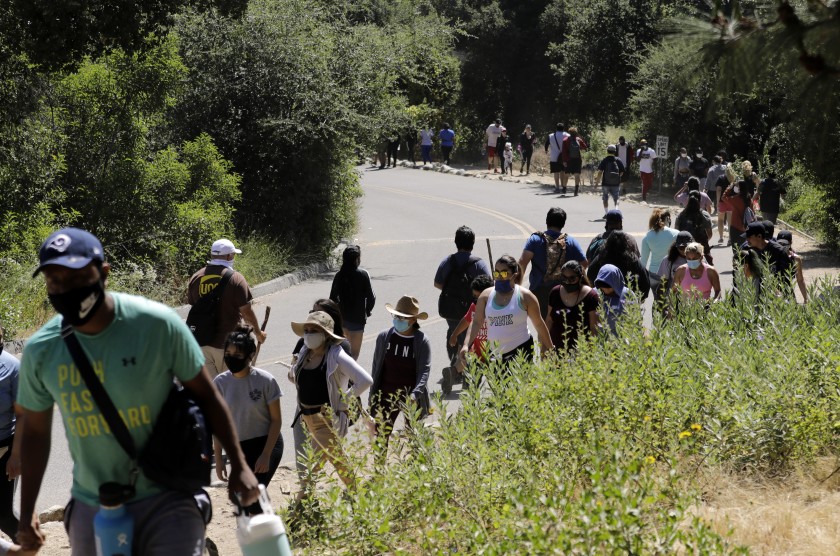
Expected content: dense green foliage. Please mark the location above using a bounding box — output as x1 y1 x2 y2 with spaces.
291 284 840 553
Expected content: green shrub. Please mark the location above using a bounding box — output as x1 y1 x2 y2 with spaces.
289 282 840 553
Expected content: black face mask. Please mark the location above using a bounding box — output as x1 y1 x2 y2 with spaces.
563 282 582 293
224 355 249 373
48 281 105 326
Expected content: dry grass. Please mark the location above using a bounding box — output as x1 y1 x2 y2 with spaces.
691 458 840 555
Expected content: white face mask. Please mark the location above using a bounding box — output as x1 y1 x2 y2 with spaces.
734 186 740 194
303 332 325 350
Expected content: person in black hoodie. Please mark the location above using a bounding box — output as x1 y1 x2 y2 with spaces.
586 231 650 301
329 245 376 359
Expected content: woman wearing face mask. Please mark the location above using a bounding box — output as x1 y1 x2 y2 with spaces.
723 161 757 249
672 242 721 302
289 311 373 497
368 296 432 457
213 325 284 490
461 255 554 368
545 261 599 353
288 299 351 486
655 231 692 315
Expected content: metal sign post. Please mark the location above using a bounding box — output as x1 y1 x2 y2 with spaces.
656 135 669 193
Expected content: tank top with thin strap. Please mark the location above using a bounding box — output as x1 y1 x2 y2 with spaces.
679 263 713 300
485 285 531 355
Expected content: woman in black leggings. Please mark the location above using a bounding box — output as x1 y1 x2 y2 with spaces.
519 124 537 175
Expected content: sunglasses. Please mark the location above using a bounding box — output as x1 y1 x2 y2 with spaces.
493 270 513 279
559 275 580 283
393 315 411 321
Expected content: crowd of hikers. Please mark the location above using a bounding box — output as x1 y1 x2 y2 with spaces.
0 129 806 553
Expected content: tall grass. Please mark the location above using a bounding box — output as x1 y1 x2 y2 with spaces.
289 281 840 554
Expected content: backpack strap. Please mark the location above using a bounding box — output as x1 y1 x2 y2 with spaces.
61 322 140 488
195 267 233 306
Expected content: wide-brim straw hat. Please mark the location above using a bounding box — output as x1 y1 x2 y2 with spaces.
385 295 428 320
290 311 345 342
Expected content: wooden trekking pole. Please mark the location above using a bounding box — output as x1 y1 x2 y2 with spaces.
486 238 494 266
254 306 271 360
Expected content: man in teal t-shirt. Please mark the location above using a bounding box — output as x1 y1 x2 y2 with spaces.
16 228 260 555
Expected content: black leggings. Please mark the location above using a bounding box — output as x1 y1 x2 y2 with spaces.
520 150 533 173
0 438 17 540
240 435 284 486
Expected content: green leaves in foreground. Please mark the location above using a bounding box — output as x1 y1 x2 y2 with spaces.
292 284 840 553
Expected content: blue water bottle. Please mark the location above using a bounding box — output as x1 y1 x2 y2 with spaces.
94 482 134 556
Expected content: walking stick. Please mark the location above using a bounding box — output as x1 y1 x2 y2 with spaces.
254 306 271 360
486 238 494 266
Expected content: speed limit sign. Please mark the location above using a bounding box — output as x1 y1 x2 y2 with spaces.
656 135 669 158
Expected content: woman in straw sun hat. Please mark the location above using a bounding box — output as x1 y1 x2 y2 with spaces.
368 295 432 459
289 311 372 499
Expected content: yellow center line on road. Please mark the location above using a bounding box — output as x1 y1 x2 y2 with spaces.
258 315 447 369
367 185 535 237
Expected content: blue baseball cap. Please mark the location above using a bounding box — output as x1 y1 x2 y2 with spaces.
33 228 105 277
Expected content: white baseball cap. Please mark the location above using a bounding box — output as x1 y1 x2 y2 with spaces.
211 238 242 256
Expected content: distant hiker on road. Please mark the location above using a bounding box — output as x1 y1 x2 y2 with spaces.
519 207 588 318
496 128 510 173
329 245 375 360
18 228 260 554
636 139 657 202
562 127 588 196
503 142 514 175
403 127 417 167
595 144 626 211
689 148 710 190
519 124 537 175
753 169 786 224
439 123 455 166
615 136 633 185
386 133 400 168
544 123 569 193
188 238 266 378
419 126 434 165
486 119 503 172
434 226 491 373
673 147 691 189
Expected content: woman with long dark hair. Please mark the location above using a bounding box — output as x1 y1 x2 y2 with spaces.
586 231 650 300
329 245 375 359
675 189 714 264
519 124 537 175
545 260 599 353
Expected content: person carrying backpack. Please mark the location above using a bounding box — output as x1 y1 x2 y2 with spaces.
561 126 589 196
434 226 491 365
518 208 588 318
596 145 626 216
675 191 714 264
187 239 266 378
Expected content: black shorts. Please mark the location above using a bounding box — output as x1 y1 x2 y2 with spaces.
566 158 582 174
550 160 564 174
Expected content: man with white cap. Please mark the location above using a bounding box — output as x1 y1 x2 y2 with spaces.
188 238 266 377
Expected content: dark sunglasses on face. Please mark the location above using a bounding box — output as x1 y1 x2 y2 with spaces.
559 275 580 284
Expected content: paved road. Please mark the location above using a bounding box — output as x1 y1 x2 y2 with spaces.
30 165 738 511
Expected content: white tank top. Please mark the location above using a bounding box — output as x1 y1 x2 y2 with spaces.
485 285 531 355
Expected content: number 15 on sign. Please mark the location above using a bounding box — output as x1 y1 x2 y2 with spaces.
656 135 668 158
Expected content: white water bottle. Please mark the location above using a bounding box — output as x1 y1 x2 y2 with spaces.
237 485 293 556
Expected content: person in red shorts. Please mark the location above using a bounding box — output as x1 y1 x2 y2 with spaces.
636 139 657 202
442 275 493 394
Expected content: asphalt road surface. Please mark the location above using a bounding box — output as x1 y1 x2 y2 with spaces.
30 165 738 511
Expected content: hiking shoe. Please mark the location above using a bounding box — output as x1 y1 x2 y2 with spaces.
562 187 567 195
441 367 453 395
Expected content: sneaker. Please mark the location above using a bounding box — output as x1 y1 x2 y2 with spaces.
562 187 567 195
441 367 453 395
717 238 724 245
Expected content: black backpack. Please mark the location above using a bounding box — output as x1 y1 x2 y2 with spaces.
567 138 582 159
603 157 621 186
438 255 480 320
186 268 232 346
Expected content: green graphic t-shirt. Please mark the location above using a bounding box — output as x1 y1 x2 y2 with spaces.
18 293 204 505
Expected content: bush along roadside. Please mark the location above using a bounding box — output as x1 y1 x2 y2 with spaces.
289 281 840 554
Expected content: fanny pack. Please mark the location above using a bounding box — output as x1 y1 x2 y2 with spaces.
61 322 213 497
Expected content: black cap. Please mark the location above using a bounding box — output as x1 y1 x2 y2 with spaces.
745 222 766 237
